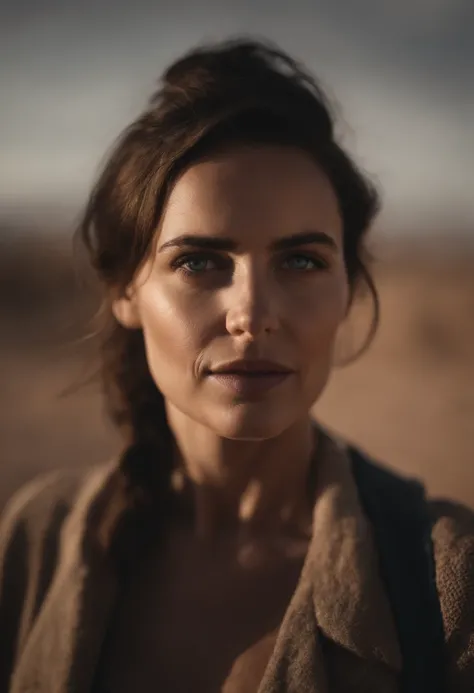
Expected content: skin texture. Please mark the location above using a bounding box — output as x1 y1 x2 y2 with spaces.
106 144 351 691
113 144 349 532
113 144 349 531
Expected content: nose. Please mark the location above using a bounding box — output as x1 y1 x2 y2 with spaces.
225 265 280 340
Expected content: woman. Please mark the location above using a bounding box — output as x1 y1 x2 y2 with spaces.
0 38 473 693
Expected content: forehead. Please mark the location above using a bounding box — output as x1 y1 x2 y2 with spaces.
159 145 343 247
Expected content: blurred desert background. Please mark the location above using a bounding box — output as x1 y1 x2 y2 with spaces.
1 0 473 509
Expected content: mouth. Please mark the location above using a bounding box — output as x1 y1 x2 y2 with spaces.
208 359 294 376
206 360 294 398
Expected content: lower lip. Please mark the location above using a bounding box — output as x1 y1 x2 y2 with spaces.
208 372 291 398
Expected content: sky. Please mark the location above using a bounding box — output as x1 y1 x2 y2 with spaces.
1 0 473 234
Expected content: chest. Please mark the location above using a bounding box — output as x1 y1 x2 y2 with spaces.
95 530 308 693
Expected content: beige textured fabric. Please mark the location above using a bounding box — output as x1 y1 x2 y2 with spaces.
0 429 473 692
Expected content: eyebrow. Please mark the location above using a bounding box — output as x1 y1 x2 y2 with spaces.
157 230 338 253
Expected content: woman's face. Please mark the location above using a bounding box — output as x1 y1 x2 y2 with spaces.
114 145 349 440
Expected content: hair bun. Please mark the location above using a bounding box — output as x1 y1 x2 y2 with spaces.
157 39 334 141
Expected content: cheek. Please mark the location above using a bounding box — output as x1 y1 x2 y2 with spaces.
290 274 349 349
291 277 348 405
137 282 215 385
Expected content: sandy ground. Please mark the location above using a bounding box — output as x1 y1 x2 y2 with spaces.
1 235 473 510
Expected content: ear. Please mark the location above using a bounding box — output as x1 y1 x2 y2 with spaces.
111 289 142 329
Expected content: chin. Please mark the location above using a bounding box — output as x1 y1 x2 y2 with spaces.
209 403 296 441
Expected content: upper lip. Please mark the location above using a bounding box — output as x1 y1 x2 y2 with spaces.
208 359 294 375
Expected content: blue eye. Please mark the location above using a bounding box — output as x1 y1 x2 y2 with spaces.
282 254 322 271
172 253 219 274
182 257 215 273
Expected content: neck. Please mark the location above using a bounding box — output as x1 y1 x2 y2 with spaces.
165 405 318 541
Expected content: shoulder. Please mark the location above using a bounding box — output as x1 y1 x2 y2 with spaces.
0 458 123 567
0 463 117 685
0 463 117 596
429 499 474 688
0 466 102 549
0 469 85 612
336 431 474 687
0 467 93 685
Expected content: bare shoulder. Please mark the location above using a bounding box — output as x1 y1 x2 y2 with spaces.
429 498 474 689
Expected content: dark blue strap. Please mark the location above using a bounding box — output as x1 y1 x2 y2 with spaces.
350 447 447 693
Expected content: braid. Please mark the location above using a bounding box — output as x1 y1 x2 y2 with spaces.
98 320 175 575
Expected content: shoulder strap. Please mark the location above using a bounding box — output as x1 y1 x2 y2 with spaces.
349 447 447 693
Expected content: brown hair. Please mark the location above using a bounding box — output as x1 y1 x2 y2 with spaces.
75 37 380 500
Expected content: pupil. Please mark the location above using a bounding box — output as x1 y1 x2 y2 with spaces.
293 256 307 268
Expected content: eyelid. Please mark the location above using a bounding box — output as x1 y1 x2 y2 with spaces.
170 248 331 272
170 250 230 271
279 249 330 267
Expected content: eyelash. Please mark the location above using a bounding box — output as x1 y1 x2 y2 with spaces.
170 253 229 274
171 252 329 275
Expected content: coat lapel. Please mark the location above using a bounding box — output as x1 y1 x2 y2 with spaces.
309 430 401 670
258 553 329 693
258 428 402 692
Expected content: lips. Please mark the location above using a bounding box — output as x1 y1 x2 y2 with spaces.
206 360 294 398
209 359 293 376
